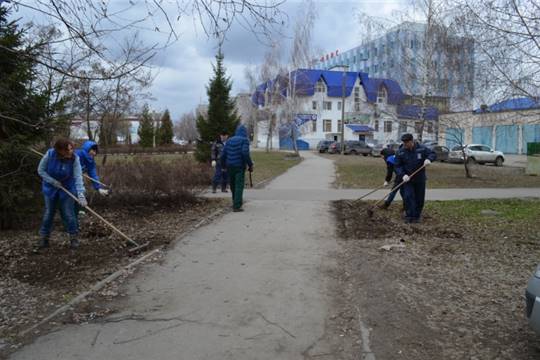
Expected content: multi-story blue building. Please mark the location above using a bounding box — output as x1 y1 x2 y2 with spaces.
314 22 475 112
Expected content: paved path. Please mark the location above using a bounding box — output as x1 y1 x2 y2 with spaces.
11 152 339 360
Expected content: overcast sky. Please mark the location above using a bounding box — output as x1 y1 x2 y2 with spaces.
13 0 406 121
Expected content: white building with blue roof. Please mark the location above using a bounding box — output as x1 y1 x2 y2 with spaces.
252 67 438 149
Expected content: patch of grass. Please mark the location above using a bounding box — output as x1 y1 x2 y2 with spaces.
250 151 302 185
328 154 540 188
425 198 540 223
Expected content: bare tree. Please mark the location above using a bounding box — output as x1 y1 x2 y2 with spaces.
357 0 474 140
175 111 199 144
453 0 540 106
6 0 287 81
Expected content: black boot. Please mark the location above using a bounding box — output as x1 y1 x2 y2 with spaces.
212 185 217 194
69 235 80 249
221 185 228 193
37 236 49 248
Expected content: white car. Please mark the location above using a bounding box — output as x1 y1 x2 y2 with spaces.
448 144 505 166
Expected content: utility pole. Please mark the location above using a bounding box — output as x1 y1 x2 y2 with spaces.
340 65 349 154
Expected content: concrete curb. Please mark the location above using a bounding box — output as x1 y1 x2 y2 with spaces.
18 207 227 338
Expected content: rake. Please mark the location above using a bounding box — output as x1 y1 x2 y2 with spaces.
30 148 148 253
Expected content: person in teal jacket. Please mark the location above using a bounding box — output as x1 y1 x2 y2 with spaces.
221 125 253 212
37 138 87 250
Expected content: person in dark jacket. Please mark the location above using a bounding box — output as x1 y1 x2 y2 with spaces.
211 131 229 193
381 154 403 209
37 138 86 250
221 125 253 212
394 133 436 223
380 144 395 160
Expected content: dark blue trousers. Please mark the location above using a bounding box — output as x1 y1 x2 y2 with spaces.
401 179 426 221
213 163 228 190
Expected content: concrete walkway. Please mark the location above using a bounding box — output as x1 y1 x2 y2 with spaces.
11 152 339 360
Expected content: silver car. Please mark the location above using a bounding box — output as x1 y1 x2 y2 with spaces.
448 144 505 166
526 265 540 334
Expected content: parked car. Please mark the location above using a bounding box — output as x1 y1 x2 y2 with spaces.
371 143 384 157
327 141 341 154
422 140 439 147
526 264 540 334
316 140 333 153
430 145 450 162
448 144 505 166
343 140 372 156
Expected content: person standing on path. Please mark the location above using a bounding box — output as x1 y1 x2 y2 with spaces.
221 125 253 212
394 133 436 223
211 131 229 193
36 138 87 250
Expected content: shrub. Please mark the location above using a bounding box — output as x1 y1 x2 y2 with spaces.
94 155 212 207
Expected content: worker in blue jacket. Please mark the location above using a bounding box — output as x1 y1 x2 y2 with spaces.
37 138 87 250
221 125 253 212
394 133 436 223
381 154 402 209
74 140 109 196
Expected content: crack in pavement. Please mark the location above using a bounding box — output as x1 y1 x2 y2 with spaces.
257 312 296 339
113 322 186 345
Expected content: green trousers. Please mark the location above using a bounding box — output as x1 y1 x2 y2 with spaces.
228 166 245 209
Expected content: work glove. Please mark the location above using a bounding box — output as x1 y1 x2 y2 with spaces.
211 160 216 168
424 159 431 166
98 188 110 196
77 194 88 207
402 175 410 183
384 181 389 187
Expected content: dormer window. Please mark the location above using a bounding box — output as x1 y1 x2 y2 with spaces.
377 87 387 104
316 80 326 93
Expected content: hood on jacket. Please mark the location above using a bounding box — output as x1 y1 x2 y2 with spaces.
81 140 98 153
234 125 248 138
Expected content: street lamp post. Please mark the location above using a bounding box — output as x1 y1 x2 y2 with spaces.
340 65 349 155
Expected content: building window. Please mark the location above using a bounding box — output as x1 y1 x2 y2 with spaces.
316 80 326 93
354 86 361 111
374 120 379 132
323 119 332 132
384 121 392 133
312 101 318 110
337 101 342 111
312 120 317 132
415 121 423 134
337 120 342 132
377 87 387 104
399 121 407 134
323 101 332 110
427 122 434 134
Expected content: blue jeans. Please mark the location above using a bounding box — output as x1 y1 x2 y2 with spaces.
39 194 78 237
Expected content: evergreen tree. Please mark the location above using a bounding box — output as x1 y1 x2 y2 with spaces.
137 104 154 147
195 50 240 162
158 109 174 145
0 6 64 229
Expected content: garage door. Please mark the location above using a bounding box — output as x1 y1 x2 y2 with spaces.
472 126 493 147
495 125 519 154
445 128 464 149
522 124 540 153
